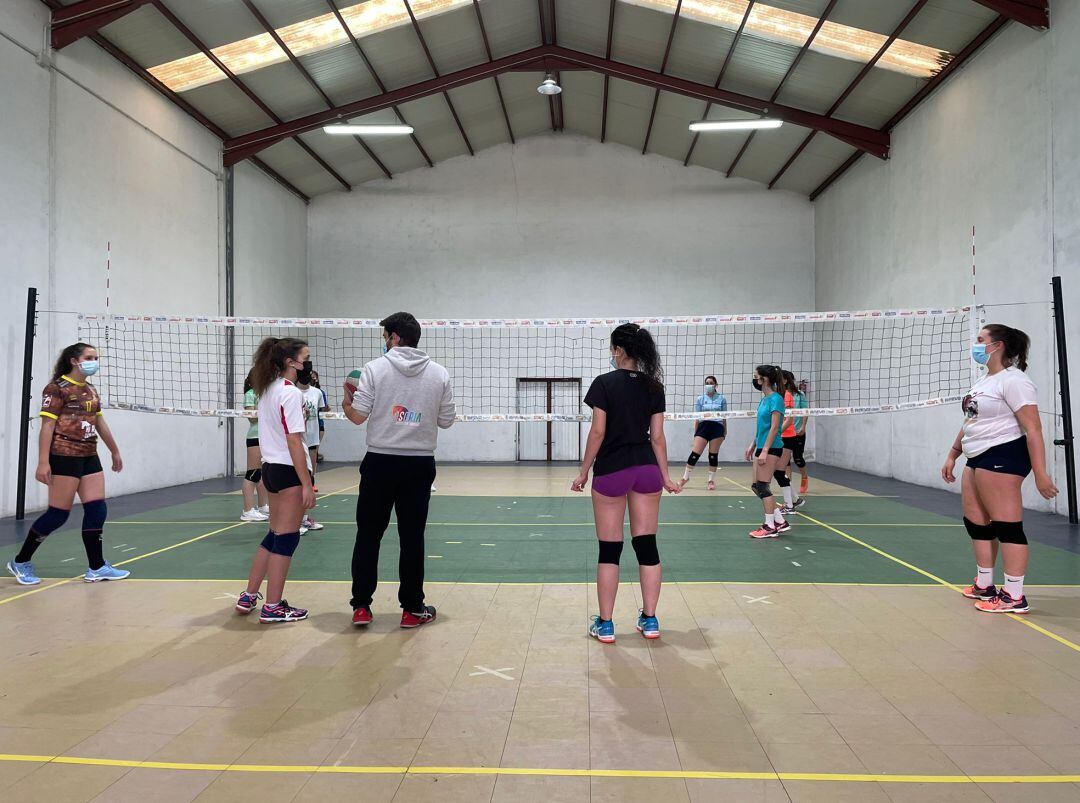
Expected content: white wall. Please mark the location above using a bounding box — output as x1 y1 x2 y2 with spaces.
814 11 1080 514
0 0 307 516
308 134 815 462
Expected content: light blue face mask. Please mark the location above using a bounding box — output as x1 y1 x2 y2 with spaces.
704 384 716 395
971 343 992 365
610 356 618 370
79 360 100 376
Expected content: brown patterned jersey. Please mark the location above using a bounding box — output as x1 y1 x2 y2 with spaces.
40 376 101 457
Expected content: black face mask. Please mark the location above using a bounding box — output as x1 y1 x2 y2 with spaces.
296 360 313 385
752 378 763 391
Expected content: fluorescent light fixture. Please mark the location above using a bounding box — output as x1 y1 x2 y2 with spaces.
537 74 562 95
324 124 414 135
689 119 783 132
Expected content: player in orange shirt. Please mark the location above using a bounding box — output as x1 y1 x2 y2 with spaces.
7 343 128 586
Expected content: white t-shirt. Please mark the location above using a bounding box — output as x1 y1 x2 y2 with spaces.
301 386 323 447
258 378 309 468
961 367 1038 458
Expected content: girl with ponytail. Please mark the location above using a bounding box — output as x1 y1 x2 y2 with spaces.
744 365 791 539
941 324 1057 614
236 336 316 623
572 323 680 644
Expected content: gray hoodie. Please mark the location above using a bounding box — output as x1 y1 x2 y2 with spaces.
351 347 455 456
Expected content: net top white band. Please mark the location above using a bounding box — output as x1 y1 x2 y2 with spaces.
79 305 976 329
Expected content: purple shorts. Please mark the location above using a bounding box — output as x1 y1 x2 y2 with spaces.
592 464 663 497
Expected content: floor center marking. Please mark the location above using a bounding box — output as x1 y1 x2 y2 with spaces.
742 595 773 605
469 666 515 680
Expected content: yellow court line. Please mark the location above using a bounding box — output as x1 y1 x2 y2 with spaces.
0 754 1078 784
722 475 1080 656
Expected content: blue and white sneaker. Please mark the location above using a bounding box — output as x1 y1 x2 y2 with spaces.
589 615 615 644
636 610 660 640
7 560 41 586
84 562 130 582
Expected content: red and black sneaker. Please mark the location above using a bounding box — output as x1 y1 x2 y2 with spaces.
352 606 373 627
400 605 437 628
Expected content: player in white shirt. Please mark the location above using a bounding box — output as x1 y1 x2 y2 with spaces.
297 374 329 532
235 337 316 623
941 324 1058 614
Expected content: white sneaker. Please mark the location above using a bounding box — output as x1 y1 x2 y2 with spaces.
299 526 309 536
241 508 269 522
302 516 324 531
258 505 270 515
431 485 437 493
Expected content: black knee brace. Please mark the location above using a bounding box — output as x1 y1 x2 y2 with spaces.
30 506 70 542
686 451 701 466
793 455 806 468
993 521 1027 545
631 534 660 566
708 452 719 468
963 517 995 541
261 530 301 557
598 540 624 565
774 470 791 488
751 481 773 500
82 499 107 534
244 468 262 484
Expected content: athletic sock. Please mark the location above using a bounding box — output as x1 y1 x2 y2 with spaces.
707 470 716 483
782 487 794 507
770 510 784 527
682 467 692 481
1004 574 1025 599
14 532 43 564
976 566 994 588
82 531 105 570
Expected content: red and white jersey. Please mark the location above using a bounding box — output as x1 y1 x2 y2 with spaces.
258 378 309 468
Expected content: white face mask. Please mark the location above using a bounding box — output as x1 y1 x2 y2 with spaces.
704 384 716 395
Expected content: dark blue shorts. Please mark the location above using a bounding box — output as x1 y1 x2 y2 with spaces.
965 436 1031 477
694 421 726 441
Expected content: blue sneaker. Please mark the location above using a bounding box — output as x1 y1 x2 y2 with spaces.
636 610 660 640
84 562 130 582
589 615 615 644
7 560 41 586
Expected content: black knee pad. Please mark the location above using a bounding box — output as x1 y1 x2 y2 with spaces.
269 531 301 557
686 451 701 466
598 540 623 565
774 470 791 488
30 506 70 541
963 517 995 541
631 534 660 566
793 455 806 468
82 499 107 533
993 521 1027 545
751 481 772 500
708 452 719 468
244 468 262 484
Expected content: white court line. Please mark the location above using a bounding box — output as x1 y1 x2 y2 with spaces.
791 561 801 567
469 666 515 680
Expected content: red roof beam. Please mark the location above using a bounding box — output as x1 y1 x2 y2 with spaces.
767 0 928 189
403 0 474 155
223 45 888 165
153 0 351 191
472 0 515 143
601 0 616 142
240 0 391 180
642 0 683 154
971 0 1048 29
51 0 152 50
726 0 837 177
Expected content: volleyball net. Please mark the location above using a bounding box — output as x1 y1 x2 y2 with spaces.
76 305 981 422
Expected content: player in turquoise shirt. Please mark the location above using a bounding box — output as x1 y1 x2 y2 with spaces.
680 375 728 490
744 365 790 539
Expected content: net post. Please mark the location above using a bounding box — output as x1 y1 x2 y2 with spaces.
224 166 236 479
1051 276 1077 525
16 287 38 521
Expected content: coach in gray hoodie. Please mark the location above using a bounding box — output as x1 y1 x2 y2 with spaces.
342 312 455 628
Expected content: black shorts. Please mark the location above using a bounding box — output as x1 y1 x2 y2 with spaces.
783 434 806 467
966 436 1031 478
245 438 259 449
754 448 784 459
50 453 103 479
694 421 726 441
262 462 302 493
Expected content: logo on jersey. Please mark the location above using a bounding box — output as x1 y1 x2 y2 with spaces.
391 405 422 425
962 394 979 419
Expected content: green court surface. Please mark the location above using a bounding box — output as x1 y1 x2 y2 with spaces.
19 491 1080 587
